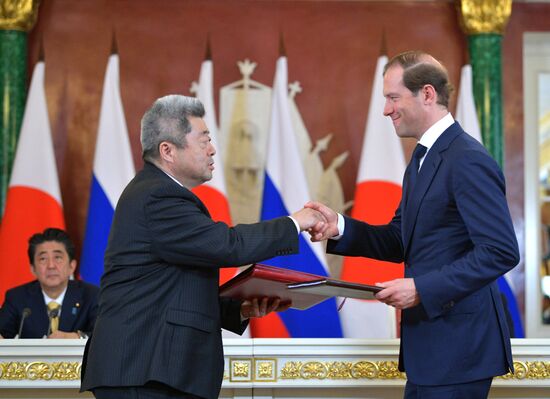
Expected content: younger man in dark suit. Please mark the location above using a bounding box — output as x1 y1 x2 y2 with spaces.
307 51 520 398
0 228 99 339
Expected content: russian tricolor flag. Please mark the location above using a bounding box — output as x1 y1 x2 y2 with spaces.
80 52 135 285
253 52 342 338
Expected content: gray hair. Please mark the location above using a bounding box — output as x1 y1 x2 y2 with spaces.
140 95 205 161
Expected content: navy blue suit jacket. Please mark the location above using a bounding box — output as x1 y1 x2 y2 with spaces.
328 122 519 385
0 279 99 338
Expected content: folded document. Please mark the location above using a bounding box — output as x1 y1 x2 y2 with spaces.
219 263 382 310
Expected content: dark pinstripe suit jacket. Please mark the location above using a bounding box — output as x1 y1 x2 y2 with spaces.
81 162 298 399
0 279 99 338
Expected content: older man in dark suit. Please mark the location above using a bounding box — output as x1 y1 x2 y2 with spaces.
307 51 520 399
0 228 99 339
81 95 326 399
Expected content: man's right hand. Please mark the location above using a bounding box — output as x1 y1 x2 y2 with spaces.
291 208 327 232
304 201 339 241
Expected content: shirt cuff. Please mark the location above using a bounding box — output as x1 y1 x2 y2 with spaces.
287 216 301 233
331 213 345 240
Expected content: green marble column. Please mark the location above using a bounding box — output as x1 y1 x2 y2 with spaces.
0 0 40 215
458 0 512 168
469 34 504 167
0 31 27 215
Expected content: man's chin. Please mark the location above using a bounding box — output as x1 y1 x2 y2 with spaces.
42 281 63 289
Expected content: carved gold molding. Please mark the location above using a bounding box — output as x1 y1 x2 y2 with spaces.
255 358 277 382
2 359 549 383
0 362 81 381
281 361 405 380
458 0 512 35
229 358 252 382
228 358 278 382
279 360 550 381
0 0 40 31
500 361 550 380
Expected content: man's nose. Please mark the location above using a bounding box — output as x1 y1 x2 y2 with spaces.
383 99 392 116
209 142 216 156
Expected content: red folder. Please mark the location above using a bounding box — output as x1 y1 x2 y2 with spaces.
219 264 381 310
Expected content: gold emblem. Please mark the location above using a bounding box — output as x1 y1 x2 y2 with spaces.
0 0 40 31
458 0 512 35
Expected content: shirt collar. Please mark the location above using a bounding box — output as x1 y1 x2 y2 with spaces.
43 286 67 308
162 170 183 187
417 112 454 152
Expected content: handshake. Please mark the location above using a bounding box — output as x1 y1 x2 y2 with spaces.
291 201 338 242
291 201 420 310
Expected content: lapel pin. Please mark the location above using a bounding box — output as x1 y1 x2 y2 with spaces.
72 303 80 315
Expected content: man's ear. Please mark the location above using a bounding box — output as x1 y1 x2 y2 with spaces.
158 142 174 163
30 265 37 278
422 84 437 105
69 259 77 274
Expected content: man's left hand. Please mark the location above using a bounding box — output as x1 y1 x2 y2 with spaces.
241 297 291 319
375 278 420 309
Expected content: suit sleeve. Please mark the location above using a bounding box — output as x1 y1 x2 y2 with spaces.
81 285 100 336
414 150 520 319
327 211 404 263
219 297 248 335
0 290 20 338
145 188 299 268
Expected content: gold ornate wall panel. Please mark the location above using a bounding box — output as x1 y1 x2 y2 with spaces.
2 339 550 398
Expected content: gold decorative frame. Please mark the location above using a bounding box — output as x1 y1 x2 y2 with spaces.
0 361 81 381
229 358 252 382
254 358 277 382
1 359 549 382
223 358 550 382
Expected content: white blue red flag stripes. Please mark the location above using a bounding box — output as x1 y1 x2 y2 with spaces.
258 55 343 337
456 64 524 337
80 54 135 285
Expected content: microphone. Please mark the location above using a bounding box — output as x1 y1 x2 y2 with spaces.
14 308 32 339
47 307 60 337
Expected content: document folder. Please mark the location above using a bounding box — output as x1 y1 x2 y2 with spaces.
219 263 382 310
287 279 382 300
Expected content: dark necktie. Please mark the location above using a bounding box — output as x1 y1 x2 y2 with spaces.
405 144 427 207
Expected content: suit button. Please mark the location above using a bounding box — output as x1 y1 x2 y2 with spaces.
443 301 455 311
